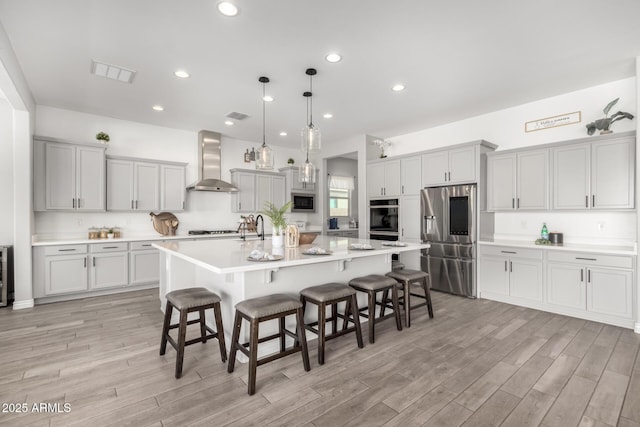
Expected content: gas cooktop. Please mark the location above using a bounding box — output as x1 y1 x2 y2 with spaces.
188 230 238 235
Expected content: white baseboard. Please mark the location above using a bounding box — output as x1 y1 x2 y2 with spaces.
12 299 35 310
635 322 640 334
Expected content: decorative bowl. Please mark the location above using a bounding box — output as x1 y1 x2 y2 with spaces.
298 233 318 245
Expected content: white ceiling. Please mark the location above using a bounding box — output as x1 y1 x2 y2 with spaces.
0 0 639 148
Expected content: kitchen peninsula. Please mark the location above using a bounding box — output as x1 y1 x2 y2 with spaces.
153 235 429 357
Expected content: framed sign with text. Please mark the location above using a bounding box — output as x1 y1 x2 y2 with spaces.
525 111 581 132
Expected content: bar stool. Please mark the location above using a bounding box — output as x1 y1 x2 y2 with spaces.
299 283 364 365
386 269 434 327
392 260 405 271
227 293 311 395
160 287 227 379
348 274 402 344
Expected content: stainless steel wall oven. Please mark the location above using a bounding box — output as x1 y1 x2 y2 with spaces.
369 198 399 241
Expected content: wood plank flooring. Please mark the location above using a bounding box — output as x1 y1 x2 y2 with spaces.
0 289 638 426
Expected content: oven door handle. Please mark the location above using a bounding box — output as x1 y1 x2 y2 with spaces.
368 231 399 236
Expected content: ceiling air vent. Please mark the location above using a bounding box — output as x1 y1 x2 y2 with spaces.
225 111 250 121
91 59 137 84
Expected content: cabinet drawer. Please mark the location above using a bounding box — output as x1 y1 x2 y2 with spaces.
479 246 542 260
547 251 633 269
91 242 128 253
130 241 157 251
44 244 88 256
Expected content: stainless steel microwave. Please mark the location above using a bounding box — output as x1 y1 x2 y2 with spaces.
291 193 315 212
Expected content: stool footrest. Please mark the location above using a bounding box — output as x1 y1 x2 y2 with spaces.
168 318 201 330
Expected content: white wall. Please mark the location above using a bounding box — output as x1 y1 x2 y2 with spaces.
0 98 13 244
371 77 638 245
34 106 305 237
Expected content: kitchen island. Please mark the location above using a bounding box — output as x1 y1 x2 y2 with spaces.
153 235 429 359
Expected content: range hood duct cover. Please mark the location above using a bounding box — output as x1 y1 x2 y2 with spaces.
187 130 238 192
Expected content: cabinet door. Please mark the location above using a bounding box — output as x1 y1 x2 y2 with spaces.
45 254 88 295
130 250 160 284
107 159 134 210
90 252 129 289
487 154 516 211
232 172 255 213
134 162 160 211
448 146 476 184
552 144 589 210
45 143 76 210
546 263 585 310
421 151 448 187
160 165 186 211
271 175 286 209
509 259 543 302
401 157 422 195
255 174 273 212
367 163 386 197
591 138 634 209
383 159 401 196
587 267 633 319
479 256 509 295
517 150 548 210
76 146 106 211
400 195 420 242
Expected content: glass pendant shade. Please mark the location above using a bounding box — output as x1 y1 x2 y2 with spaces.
255 143 274 170
299 160 316 184
301 125 321 153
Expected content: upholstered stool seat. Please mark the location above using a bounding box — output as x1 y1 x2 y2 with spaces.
386 269 434 327
349 274 402 344
228 293 310 395
300 283 364 364
160 287 227 379
392 260 405 271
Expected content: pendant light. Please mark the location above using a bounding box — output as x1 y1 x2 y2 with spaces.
299 90 316 185
255 76 274 170
300 68 321 153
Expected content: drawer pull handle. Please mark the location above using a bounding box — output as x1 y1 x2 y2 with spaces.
501 251 517 254
59 249 76 252
575 257 597 261
102 246 119 249
580 269 583 282
141 244 152 247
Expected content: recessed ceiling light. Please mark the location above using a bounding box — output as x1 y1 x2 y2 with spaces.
224 120 234 126
152 105 164 111
263 95 274 102
325 53 342 63
174 70 190 79
217 2 238 17
323 113 333 119
392 84 405 92
279 132 287 136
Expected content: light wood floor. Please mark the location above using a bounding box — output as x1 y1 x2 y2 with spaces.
0 289 639 427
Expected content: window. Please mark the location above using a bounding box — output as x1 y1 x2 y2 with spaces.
328 175 354 217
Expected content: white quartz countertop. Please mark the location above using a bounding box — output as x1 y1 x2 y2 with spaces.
153 235 428 274
479 239 637 256
32 232 243 246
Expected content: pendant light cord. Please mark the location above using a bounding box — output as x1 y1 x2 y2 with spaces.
262 81 266 147
309 74 313 128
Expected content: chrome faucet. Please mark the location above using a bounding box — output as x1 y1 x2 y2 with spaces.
255 214 265 240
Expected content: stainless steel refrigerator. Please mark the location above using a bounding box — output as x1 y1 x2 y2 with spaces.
420 184 477 297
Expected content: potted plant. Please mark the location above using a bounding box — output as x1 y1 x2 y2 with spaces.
96 132 110 143
586 98 634 135
107 228 115 239
260 201 292 247
287 158 295 165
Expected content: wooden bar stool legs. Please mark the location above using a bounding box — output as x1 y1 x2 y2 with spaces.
348 275 402 344
386 269 434 327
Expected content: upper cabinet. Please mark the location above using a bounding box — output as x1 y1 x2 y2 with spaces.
487 149 549 211
106 156 186 212
34 137 106 212
422 145 477 187
279 166 316 193
367 159 400 198
552 133 634 210
400 157 422 195
230 169 285 213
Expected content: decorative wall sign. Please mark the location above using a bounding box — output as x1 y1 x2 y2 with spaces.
525 111 581 132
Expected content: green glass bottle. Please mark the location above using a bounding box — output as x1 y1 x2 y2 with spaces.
541 223 549 240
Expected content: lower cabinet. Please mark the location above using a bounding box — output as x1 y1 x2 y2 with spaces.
44 250 89 295
129 241 159 285
479 246 543 303
90 243 129 289
326 230 359 238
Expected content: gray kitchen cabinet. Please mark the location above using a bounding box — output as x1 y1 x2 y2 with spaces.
37 245 89 296
160 164 186 211
326 230 358 238
129 241 159 285
133 162 160 211
34 138 106 211
400 194 420 242
367 159 400 197
546 251 633 320
90 243 129 289
478 246 543 303
552 135 634 210
231 169 285 213
107 159 159 211
422 145 477 187
400 157 422 195
279 166 316 193
487 149 548 211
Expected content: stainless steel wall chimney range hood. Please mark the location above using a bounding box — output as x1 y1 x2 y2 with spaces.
187 130 238 192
